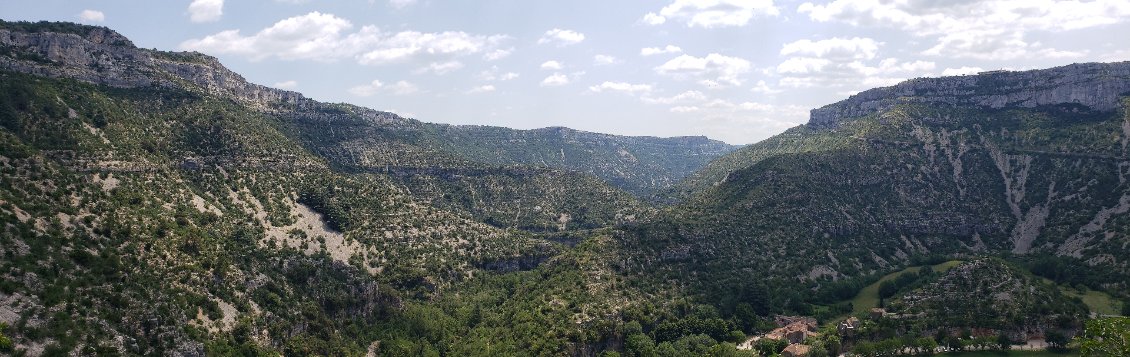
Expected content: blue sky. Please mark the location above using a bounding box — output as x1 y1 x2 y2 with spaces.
4 1 1130 144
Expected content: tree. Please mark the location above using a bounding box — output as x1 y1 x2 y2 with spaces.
625 333 658 357
754 338 787 356
917 337 938 354
1078 317 1130 356
1046 330 1068 350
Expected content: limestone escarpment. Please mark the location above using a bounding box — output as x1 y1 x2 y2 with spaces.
0 21 307 109
810 62 1130 126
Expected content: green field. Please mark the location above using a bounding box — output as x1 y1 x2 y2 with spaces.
851 260 963 314
1062 288 1123 316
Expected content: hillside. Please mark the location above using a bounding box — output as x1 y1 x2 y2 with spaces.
625 62 1130 321
885 258 1087 335
2 19 1130 356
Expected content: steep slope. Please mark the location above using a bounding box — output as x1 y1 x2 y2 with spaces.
627 63 1130 318
0 68 569 354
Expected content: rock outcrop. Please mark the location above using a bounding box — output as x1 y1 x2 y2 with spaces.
810 62 1130 127
0 21 307 109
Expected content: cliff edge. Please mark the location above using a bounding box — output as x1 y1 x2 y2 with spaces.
810 61 1130 127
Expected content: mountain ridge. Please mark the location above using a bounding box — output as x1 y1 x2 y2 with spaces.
0 20 736 198
810 61 1130 127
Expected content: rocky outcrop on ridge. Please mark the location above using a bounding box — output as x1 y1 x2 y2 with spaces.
0 21 307 109
810 62 1130 126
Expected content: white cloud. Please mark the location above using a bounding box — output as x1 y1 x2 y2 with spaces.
540 73 570 87
655 53 752 86
180 12 510 65
78 10 105 22
357 31 510 65
773 35 937 90
483 48 514 61
642 90 707 105
775 57 832 75
670 106 700 113
188 0 224 23
797 0 1130 60
415 60 464 75
593 55 622 65
641 12 667 25
750 80 782 94
274 80 298 89
478 67 520 81
776 56 935 89
641 45 683 56
589 81 652 94
646 0 780 28
389 0 417 8
540 60 564 70
538 28 585 46
780 37 880 61
349 79 419 96
388 81 420 95
467 85 496 94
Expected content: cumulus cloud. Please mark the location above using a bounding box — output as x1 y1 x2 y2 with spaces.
644 0 780 28
655 53 752 86
593 55 622 65
467 85 496 94
589 81 652 94
188 0 224 23
538 28 585 46
478 67 520 81
777 57 936 89
348 79 420 96
483 48 514 61
641 90 707 105
540 60 564 70
540 73 570 87
641 12 667 25
78 10 105 22
772 36 936 90
274 80 298 89
414 61 464 75
749 80 782 94
780 37 880 61
797 0 1128 60
180 12 510 65
641 45 682 56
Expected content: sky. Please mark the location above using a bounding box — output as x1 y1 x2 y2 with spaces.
3 1 1130 144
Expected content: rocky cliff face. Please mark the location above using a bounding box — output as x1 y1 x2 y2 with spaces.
0 21 308 109
810 62 1130 126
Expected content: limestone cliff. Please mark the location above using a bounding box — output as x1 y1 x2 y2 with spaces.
810 62 1130 126
0 21 309 109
